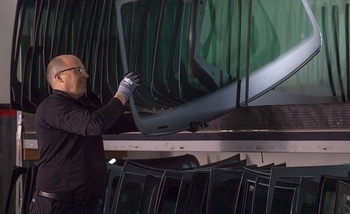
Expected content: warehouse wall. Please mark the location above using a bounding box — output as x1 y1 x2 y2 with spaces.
0 0 16 105
0 1 18 212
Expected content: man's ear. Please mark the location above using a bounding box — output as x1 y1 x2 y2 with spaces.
55 75 64 83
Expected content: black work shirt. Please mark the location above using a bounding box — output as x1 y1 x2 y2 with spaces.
35 90 135 200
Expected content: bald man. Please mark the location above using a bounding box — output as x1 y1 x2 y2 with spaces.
29 54 139 214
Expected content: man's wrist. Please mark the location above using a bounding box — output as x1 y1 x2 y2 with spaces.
114 92 128 105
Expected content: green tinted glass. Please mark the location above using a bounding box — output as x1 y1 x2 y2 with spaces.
116 0 320 135
196 0 313 81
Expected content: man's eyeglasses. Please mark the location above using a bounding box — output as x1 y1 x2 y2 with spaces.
55 67 87 77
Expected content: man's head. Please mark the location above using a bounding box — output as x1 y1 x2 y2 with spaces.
47 54 89 99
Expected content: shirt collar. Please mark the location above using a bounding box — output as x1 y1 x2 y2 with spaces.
52 89 79 101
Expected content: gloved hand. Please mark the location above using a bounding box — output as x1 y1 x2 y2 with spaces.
188 121 208 133
117 72 140 98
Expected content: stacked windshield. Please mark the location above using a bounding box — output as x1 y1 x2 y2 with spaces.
10 0 320 135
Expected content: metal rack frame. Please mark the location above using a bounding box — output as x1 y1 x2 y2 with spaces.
23 130 350 153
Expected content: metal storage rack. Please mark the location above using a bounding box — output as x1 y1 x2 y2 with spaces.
22 131 350 153
19 101 350 156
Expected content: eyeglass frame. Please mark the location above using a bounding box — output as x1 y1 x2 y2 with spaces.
55 67 87 78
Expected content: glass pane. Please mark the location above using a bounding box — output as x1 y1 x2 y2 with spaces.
116 0 321 135
276 0 350 103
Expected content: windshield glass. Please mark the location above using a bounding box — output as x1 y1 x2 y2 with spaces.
116 0 320 135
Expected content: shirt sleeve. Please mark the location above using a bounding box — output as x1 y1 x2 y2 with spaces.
85 98 126 135
40 96 125 136
104 112 139 134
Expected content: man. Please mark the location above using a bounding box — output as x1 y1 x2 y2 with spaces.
29 54 140 213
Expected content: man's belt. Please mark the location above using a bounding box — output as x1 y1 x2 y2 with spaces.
38 191 74 202
38 190 103 205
